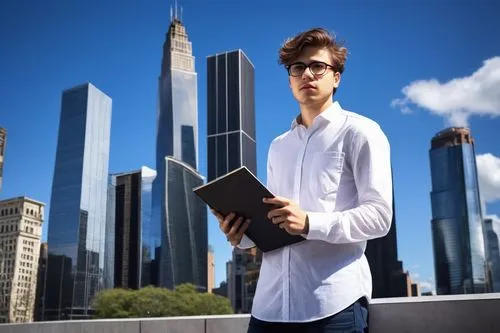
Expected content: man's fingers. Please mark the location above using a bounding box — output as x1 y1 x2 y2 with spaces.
263 196 289 206
236 219 251 238
268 207 289 220
228 217 244 236
220 212 235 233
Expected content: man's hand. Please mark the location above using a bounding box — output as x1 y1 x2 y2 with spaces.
210 209 250 247
264 196 309 235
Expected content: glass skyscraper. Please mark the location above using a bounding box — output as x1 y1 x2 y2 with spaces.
152 15 207 290
207 49 258 312
43 83 111 320
430 127 487 294
104 166 156 290
160 157 207 290
484 218 500 292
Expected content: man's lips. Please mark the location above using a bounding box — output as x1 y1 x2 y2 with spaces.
300 84 316 90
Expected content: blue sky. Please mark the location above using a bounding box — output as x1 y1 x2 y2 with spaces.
1 0 500 292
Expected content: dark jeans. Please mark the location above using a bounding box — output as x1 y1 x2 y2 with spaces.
247 298 368 333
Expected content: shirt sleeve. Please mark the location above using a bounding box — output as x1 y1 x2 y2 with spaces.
305 123 393 244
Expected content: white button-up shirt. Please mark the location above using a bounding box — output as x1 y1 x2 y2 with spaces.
238 101 393 322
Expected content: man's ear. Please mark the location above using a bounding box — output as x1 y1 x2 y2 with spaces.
288 76 292 88
333 72 341 88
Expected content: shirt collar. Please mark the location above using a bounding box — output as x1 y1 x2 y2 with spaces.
291 101 342 130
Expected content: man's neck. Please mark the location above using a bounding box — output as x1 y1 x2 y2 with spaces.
298 99 334 128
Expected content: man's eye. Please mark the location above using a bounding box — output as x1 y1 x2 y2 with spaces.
310 63 325 71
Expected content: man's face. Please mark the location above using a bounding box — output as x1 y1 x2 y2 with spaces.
288 46 341 107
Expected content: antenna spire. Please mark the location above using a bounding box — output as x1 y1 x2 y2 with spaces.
170 5 173 22
174 0 178 20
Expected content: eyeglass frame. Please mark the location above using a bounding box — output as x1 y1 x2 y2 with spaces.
285 61 337 77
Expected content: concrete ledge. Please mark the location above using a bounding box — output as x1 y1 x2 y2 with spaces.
1 294 500 333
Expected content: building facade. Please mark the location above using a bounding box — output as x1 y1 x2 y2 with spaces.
484 218 500 292
206 49 256 181
43 83 112 320
365 182 412 298
160 157 207 290
0 197 44 323
208 245 215 293
430 127 487 294
0 127 6 192
207 49 259 312
104 166 156 290
34 242 47 321
151 13 206 290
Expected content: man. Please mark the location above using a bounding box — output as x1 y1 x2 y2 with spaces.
212 28 392 333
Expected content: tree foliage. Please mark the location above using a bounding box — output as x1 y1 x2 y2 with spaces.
93 284 233 318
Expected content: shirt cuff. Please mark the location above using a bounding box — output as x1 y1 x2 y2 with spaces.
305 211 339 241
237 234 256 249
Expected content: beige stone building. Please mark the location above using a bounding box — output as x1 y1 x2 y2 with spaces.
0 196 44 323
207 246 215 293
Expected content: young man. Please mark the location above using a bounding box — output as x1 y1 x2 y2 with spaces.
212 28 392 333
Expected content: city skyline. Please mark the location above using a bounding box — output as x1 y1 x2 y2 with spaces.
1 1 499 293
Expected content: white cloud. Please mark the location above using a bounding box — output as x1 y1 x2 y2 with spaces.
419 281 433 291
391 57 500 126
476 153 500 204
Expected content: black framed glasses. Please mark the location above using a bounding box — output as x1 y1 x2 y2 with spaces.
286 61 335 77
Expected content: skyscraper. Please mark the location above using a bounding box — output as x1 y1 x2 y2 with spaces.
151 9 206 290
43 83 111 320
206 49 256 180
207 49 258 312
0 127 6 192
104 166 156 290
0 197 44 323
484 218 500 292
160 157 207 290
365 191 411 297
430 127 487 294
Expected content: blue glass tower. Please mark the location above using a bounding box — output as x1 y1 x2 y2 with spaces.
484 218 500 292
151 13 206 289
430 127 487 294
43 83 111 320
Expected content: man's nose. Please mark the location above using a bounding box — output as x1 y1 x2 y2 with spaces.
301 66 315 80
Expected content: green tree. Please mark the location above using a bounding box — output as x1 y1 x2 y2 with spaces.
93 288 135 318
93 283 233 319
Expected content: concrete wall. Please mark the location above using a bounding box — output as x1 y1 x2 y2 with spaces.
1 293 499 333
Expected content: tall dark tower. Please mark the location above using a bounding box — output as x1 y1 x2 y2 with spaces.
430 127 487 294
206 49 259 312
365 176 411 298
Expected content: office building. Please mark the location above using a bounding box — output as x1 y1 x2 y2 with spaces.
429 127 487 294
0 197 44 323
104 166 156 289
484 218 500 292
43 83 111 320
160 157 207 290
151 8 207 290
208 245 215 293
207 49 259 312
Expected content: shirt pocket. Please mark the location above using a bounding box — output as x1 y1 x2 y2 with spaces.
309 151 345 195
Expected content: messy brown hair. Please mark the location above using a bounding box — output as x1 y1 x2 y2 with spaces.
279 28 347 74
